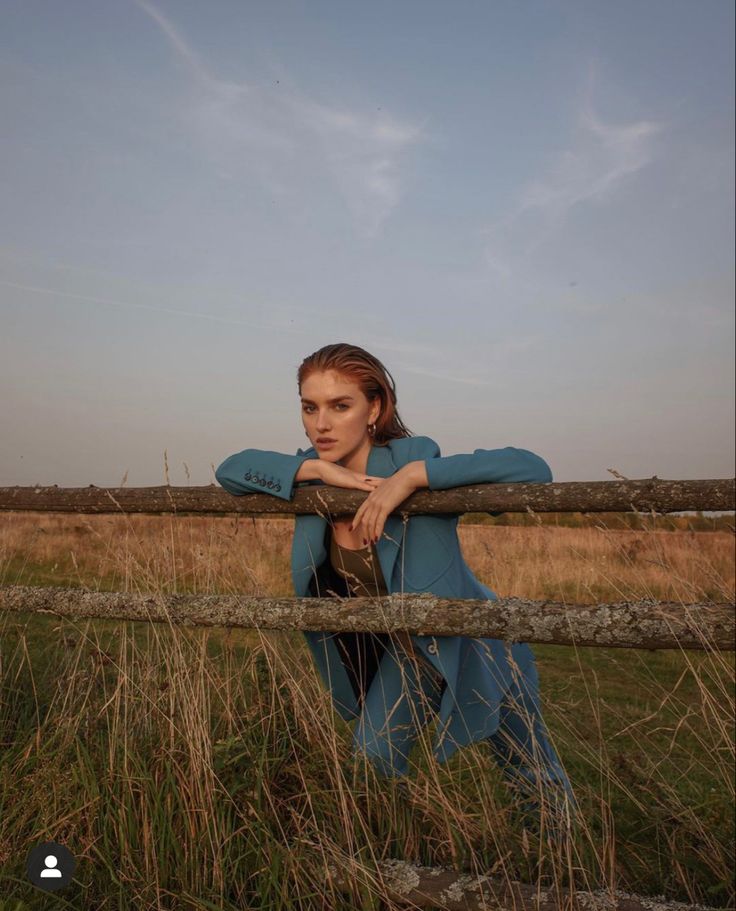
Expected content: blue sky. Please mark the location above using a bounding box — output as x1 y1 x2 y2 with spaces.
1 0 733 489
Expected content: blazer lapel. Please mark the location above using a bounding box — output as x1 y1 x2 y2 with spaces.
292 442 405 596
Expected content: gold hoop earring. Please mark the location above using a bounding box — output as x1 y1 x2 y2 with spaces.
368 423 376 436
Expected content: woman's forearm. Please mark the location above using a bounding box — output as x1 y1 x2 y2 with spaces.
296 458 427 486
403 460 429 489
295 459 323 482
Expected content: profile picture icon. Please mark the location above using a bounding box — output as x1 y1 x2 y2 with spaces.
26 841 76 892
40 854 62 878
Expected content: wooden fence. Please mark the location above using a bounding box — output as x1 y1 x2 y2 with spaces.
1 476 734 910
0 476 734 651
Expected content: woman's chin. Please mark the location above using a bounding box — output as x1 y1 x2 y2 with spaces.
312 449 338 461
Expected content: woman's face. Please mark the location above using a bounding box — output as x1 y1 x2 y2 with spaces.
300 369 380 463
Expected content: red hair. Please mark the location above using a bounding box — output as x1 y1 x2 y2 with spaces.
296 343 413 445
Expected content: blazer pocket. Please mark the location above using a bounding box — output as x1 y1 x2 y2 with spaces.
399 517 455 590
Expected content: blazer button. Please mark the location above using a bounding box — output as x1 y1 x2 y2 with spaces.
275 484 281 492
266 481 274 488
244 472 252 480
259 478 267 486
427 640 438 655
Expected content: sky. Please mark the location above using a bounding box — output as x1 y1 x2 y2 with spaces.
1 0 733 490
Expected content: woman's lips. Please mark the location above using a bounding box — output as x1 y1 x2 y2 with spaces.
316 440 336 448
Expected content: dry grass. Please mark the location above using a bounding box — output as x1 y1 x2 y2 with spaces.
1 511 733 604
0 511 733 909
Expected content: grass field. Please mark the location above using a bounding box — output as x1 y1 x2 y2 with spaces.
0 511 734 909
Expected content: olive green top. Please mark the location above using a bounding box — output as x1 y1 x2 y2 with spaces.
329 530 389 597
328 529 444 687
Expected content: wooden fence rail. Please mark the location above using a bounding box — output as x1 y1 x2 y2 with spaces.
326 857 726 911
1 477 733 652
0 477 734 515
0 587 733 651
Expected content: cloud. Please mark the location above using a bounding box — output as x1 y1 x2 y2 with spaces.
401 364 492 386
519 105 662 219
134 0 423 235
0 278 307 334
481 71 664 286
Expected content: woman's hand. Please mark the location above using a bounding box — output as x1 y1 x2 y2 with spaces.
315 460 384 492
349 466 418 545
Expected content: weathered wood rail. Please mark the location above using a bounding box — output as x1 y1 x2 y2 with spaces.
327 857 725 911
0 586 733 650
1 477 734 652
0 476 733 515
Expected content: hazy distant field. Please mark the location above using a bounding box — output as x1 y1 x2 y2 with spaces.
1 512 734 909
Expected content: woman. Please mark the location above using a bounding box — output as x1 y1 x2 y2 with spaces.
216 342 577 833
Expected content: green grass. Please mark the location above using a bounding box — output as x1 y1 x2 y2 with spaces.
0 603 733 909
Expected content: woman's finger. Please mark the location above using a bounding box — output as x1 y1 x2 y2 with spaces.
368 510 381 544
359 506 374 540
350 495 372 532
368 509 380 543
350 504 364 532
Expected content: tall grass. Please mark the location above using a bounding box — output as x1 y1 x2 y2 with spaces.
0 510 733 909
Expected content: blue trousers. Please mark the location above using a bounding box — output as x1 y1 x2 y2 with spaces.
351 638 578 817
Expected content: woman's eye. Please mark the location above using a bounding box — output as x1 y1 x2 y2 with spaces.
302 404 348 412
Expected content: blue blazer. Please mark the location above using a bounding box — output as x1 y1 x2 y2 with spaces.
215 435 553 766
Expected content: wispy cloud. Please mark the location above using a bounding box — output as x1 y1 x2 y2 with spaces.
134 0 423 236
519 105 662 219
401 364 492 386
482 65 664 286
394 332 544 386
0 278 309 334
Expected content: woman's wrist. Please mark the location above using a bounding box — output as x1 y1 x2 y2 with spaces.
403 460 429 488
295 458 323 482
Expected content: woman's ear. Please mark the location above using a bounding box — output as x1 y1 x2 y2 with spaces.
370 397 381 425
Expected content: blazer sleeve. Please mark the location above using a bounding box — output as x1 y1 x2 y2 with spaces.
411 435 553 488
215 446 315 502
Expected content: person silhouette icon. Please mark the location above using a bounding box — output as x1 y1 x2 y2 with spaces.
26 840 76 891
40 855 62 878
